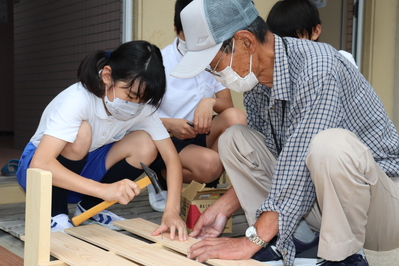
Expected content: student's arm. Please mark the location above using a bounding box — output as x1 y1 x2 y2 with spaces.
213 88 234 113
151 137 188 241
193 89 234 134
30 134 139 204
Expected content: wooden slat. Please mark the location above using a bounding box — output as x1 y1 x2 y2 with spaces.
51 232 138 265
116 218 198 254
38 261 69 266
0 182 25 204
114 218 269 266
65 224 202 266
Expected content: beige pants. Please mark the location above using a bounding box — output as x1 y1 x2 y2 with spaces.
219 125 399 261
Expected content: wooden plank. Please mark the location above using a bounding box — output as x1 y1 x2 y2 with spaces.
38 261 69 266
114 218 269 266
50 232 138 265
115 218 198 254
0 245 23 266
24 168 52 266
0 182 25 204
65 224 202 266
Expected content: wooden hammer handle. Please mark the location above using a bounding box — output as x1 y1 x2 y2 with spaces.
71 176 152 226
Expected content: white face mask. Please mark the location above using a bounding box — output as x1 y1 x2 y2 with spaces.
177 38 188 56
104 86 145 121
214 40 259 93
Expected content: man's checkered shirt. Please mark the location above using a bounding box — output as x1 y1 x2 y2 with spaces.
243 35 399 265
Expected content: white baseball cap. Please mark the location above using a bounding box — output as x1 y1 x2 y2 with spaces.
170 0 259 79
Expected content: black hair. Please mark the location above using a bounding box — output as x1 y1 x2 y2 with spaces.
77 40 166 107
266 0 321 39
174 0 193 34
220 16 269 53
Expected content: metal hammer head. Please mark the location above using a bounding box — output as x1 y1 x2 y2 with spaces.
140 162 163 194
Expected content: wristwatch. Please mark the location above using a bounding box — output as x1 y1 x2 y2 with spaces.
245 225 269 248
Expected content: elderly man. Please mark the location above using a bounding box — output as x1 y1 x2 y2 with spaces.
171 0 399 266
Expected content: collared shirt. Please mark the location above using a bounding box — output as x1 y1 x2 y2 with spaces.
30 82 169 152
159 37 226 121
244 35 399 265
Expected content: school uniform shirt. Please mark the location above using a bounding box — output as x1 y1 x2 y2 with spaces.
30 82 169 152
244 35 399 265
158 37 226 121
338 50 358 68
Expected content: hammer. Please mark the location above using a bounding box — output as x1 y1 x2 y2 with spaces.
71 162 163 226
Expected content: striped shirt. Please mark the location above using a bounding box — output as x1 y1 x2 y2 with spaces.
244 35 399 265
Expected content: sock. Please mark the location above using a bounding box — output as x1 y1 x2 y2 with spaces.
356 248 366 258
52 154 88 216
79 159 143 209
205 177 220 188
293 219 316 243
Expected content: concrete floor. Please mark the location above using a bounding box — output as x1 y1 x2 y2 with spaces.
0 230 24 259
364 249 399 266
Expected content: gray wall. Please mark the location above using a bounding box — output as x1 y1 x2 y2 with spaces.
13 0 122 149
0 0 14 133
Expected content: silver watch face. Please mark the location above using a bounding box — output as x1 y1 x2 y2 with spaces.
245 225 256 238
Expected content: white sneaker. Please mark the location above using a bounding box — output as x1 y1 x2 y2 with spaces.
148 183 168 212
51 214 74 232
74 202 125 230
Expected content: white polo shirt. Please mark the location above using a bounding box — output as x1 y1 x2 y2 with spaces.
338 50 358 69
158 37 226 121
30 82 169 152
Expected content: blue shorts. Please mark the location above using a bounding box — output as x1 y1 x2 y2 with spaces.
17 142 114 203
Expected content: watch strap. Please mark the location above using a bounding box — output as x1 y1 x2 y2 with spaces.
247 225 269 248
249 235 269 248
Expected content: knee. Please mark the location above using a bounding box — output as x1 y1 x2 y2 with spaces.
203 153 223 177
306 128 360 174
134 131 158 157
193 152 223 183
220 124 247 145
222 108 247 127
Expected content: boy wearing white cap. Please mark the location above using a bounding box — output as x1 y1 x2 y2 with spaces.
147 0 247 212
172 0 399 265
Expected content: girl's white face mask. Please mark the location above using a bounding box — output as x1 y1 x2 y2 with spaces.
214 39 259 93
104 86 145 121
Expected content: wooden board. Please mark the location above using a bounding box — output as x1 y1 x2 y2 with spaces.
0 177 25 204
0 183 25 204
38 262 68 266
65 224 202 266
50 232 138 265
24 168 52 265
5 168 257 265
115 218 269 266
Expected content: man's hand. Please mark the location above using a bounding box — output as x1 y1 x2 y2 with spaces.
187 237 260 262
190 187 241 240
189 208 228 240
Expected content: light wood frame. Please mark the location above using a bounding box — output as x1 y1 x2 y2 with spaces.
23 168 269 266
